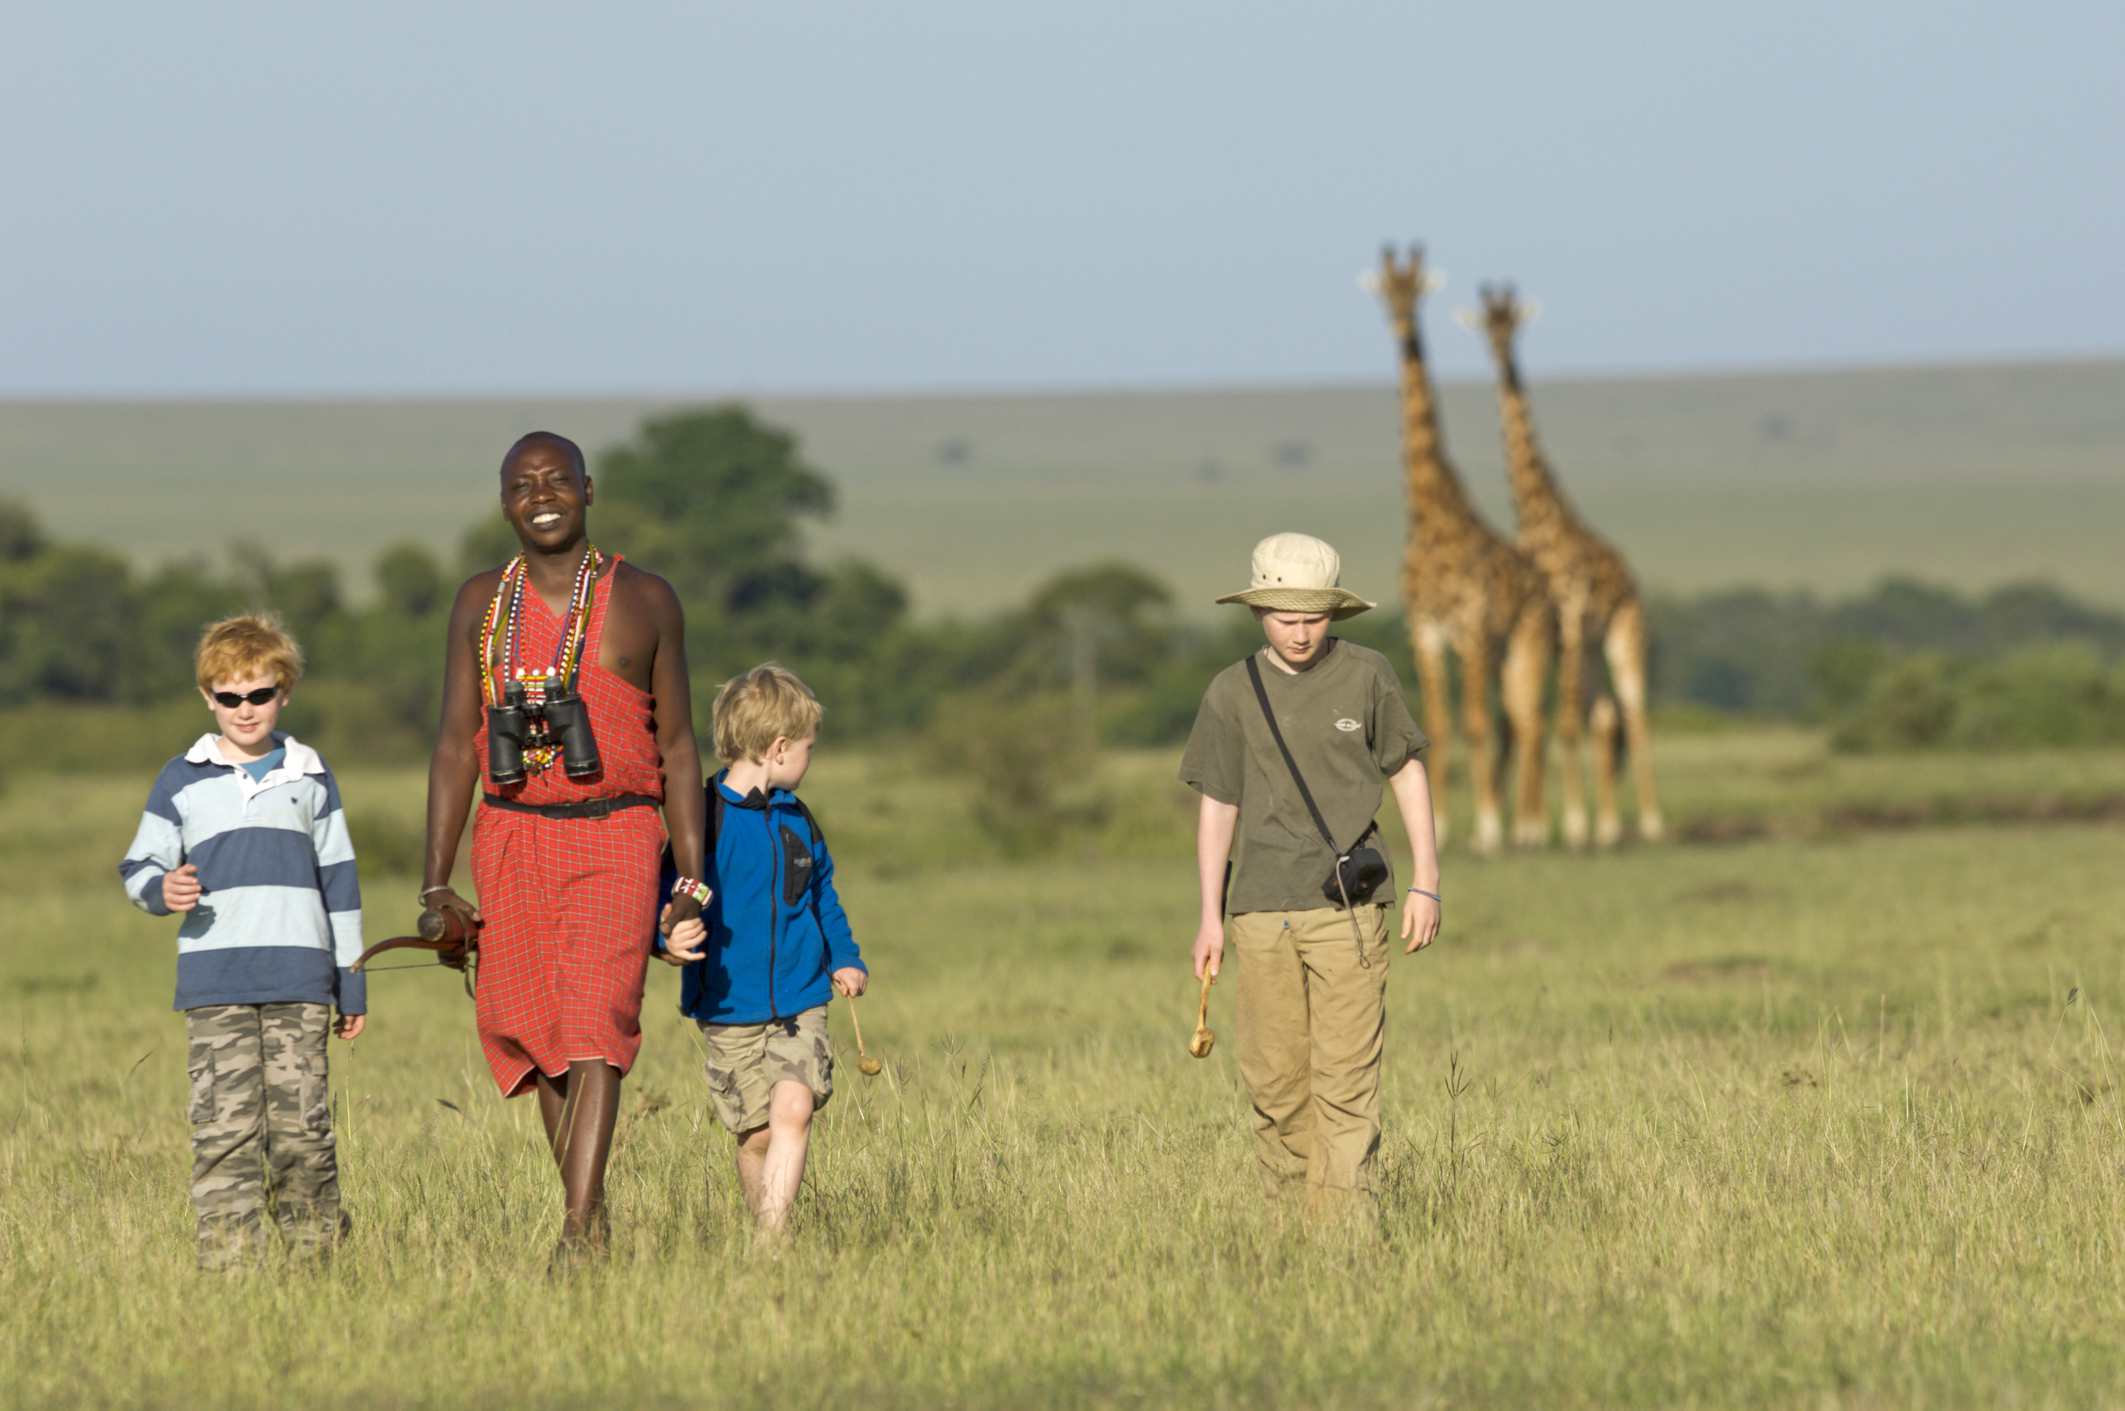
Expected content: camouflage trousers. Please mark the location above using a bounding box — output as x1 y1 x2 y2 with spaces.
184 1002 346 1269
697 1005 835 1136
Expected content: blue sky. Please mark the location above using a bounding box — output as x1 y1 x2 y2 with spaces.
6 0 2120 395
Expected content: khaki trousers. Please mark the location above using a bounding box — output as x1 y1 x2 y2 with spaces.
1229 904 1391 1218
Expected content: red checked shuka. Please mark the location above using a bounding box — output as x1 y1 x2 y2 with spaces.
470 555 666 1097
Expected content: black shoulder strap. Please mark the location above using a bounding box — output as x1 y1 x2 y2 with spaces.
791 797 827 927
793 797 826 852
1246 653 1343 857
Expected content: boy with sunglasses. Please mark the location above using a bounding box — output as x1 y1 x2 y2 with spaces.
117 613 366 1270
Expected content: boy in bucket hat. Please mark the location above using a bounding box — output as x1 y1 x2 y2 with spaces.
1181 532 1442 1226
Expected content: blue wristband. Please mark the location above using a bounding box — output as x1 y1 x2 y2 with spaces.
1407 887 1441 904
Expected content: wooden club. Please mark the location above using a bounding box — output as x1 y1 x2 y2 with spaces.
1189 968 1216 1058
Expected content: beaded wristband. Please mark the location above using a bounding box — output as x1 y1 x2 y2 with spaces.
1408 887 1442 904
672 877 711 907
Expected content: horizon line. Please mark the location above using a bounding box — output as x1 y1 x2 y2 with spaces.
2 348 2120 408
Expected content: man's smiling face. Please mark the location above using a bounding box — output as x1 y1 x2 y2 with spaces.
500 438 592 552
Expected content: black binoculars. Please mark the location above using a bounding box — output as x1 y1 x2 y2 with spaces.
487 680 601 785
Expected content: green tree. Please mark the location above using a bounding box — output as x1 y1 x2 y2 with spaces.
374 541 447 618
591 407 912 687
126 559 247 700
458 514 518 577
0 498 46 562
1974 582 2125 655
599 406 834 567
595 407 840 654
1020 561 1176 688
1 543 137 698
1829 578 1977 653
228 541 348 643
339 541 454 740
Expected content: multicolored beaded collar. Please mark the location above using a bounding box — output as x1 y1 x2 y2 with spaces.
478 545 603 709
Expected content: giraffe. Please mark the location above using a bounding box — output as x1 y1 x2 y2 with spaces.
1367 245 1553 853
1467 283 1664 847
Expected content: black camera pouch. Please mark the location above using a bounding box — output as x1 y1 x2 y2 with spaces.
1325 831 1390 908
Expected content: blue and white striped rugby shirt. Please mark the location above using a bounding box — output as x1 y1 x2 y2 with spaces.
118 733 366 1013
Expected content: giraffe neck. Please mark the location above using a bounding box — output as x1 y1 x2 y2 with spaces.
1494 345 1577 536
1393 314 1480 537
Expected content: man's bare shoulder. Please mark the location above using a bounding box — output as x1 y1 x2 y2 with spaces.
609 560 682 617
455 565 509 596
448 566 508 618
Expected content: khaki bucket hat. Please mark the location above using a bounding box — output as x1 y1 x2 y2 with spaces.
1214 532 1375 619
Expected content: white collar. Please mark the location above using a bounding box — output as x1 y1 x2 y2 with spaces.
184 732 324 776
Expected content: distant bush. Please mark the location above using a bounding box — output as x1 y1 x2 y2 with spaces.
1832 644 2125 753
1830 654 1960 752
924 692 1107 857
1653 578 2125 728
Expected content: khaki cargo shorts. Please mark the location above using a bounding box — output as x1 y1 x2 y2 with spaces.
697 1005 834 1135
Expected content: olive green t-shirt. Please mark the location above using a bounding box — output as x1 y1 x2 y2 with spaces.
1178 639 1428 916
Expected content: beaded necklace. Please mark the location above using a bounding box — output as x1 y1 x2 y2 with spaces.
479 546 603 772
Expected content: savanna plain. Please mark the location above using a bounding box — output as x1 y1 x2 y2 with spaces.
6 732 2125 1408
9 358 2124 613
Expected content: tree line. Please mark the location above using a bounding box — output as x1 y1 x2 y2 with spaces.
5 404 2122 764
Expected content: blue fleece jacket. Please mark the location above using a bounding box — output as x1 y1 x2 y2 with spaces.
659 773 865 1024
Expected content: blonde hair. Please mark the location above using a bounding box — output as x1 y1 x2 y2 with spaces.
195 613 304 692
712 663 823 763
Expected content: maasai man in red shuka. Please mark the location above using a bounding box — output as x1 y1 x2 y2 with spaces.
420 432 707 1260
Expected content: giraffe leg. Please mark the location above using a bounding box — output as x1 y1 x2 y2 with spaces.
1589 695 1623 848
1410 621 1455 849
1605 601 1665 842
1554 616 1590 850
1501 603 1552 848
1455 629 1503 857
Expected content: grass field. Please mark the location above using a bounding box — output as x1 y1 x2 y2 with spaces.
6 735 2125 1407
6 357 2124 614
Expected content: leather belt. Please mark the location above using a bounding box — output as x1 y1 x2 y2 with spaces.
481 792 659 820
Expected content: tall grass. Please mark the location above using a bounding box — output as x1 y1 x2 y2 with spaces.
6 741 2125 1406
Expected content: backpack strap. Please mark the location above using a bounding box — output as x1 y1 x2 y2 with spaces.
792 797 829 928
694 781 832 929
792 797 825 852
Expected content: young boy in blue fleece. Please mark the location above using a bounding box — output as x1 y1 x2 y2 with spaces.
661 663 866 1238
116 614 365 1269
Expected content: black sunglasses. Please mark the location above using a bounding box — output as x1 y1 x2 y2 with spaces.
211 687 281 708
